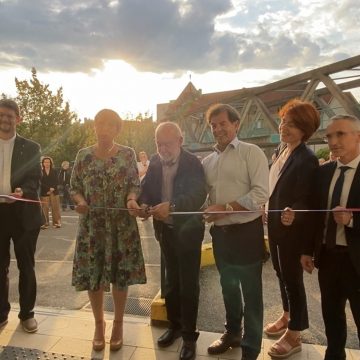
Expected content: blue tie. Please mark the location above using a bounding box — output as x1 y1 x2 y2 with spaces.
325 166 350 249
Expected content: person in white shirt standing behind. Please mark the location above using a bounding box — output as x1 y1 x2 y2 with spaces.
137 151 150 182
0 99 42 333
202 103 269 360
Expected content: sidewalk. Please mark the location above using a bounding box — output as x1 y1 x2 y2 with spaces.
1 307 359 359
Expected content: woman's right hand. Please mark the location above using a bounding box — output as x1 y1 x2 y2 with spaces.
75 201 89 214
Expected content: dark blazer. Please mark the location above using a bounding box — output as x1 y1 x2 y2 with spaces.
40 168 59 196
304 161 360 276
268 143 319 248
139 149 207 249
10 135 42 230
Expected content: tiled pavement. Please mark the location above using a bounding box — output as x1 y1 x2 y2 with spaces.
0 306 359 360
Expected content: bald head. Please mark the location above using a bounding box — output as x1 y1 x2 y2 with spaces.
155 122 183 139
155 122 183 162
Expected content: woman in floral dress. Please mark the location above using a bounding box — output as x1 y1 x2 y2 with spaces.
70 109 146 352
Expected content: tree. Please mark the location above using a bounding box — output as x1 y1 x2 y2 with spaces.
316 147 330 160
15 68 79 165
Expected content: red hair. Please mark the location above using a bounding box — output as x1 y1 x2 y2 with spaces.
279 99 320 141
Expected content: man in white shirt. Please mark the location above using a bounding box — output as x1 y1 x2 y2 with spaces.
202 103 269 360
301 114 360 360
0 99 42 333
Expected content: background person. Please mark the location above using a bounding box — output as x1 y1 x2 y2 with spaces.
203 103 269 360
0 99 42 333
265 99 320 359
301 114 360 360
137 151 150 181
70 109 146 352
58 160 74 210
135 122 206 360
40 156 61 228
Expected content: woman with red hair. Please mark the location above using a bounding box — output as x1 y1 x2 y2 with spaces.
265 99 320 358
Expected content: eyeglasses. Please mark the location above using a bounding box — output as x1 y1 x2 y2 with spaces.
323 131 358 143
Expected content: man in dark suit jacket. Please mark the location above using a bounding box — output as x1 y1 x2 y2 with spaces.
133 122 206 360
0 99 42 333
301 114 360 360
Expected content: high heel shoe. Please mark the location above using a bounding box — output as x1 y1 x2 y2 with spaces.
92 320 106 351
110 320 123 351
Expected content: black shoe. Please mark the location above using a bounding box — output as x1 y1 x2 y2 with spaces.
241 346 259 360
207 331 242 354
180 341 196 360
157 328 181 347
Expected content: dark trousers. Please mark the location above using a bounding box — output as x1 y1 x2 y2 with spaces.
318 247 360 360
211 218 264 355
60 185 74 210
269 238 309 331
159 224 202 342
0 204 40 321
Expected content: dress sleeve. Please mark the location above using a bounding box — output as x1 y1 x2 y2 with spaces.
126 148 141 196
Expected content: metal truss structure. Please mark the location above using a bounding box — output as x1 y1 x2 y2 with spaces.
157 55 360 155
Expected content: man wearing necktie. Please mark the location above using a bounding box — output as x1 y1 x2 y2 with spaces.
132 122 207 360
0 99 42 333
301 114 360 360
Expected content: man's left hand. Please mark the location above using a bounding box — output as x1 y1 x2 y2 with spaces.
148 202 171 221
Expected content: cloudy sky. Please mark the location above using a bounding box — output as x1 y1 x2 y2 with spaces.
0 0 358 119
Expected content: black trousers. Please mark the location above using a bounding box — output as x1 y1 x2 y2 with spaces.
159 224 202 342
318 247 360 360
0 204 40 321
269 238 309 331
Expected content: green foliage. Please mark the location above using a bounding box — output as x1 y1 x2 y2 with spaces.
316 147 330 160
10 68 157 166
118 119 156 159
15 68 79 165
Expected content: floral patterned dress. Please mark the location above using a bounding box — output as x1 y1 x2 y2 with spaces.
70 145 146 291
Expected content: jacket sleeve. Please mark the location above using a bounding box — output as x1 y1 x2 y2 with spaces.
14 141 42 200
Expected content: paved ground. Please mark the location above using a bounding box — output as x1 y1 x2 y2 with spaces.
7 210 359 350
3 306 360 360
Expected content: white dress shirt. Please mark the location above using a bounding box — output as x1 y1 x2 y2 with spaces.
0 134 16 200
202 137 269 225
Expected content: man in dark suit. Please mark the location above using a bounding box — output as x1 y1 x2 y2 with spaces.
301 114 360 360
0 99 42 333
133 122 206 360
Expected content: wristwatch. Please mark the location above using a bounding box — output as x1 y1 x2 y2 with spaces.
225 203 234 212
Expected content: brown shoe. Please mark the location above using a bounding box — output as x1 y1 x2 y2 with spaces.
21 318 38 333
207 331 242 354
110 320 123 351
92 320 106 351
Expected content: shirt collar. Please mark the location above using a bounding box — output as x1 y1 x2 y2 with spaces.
337 153 360 170
0 133 16 145
214 136 240 153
